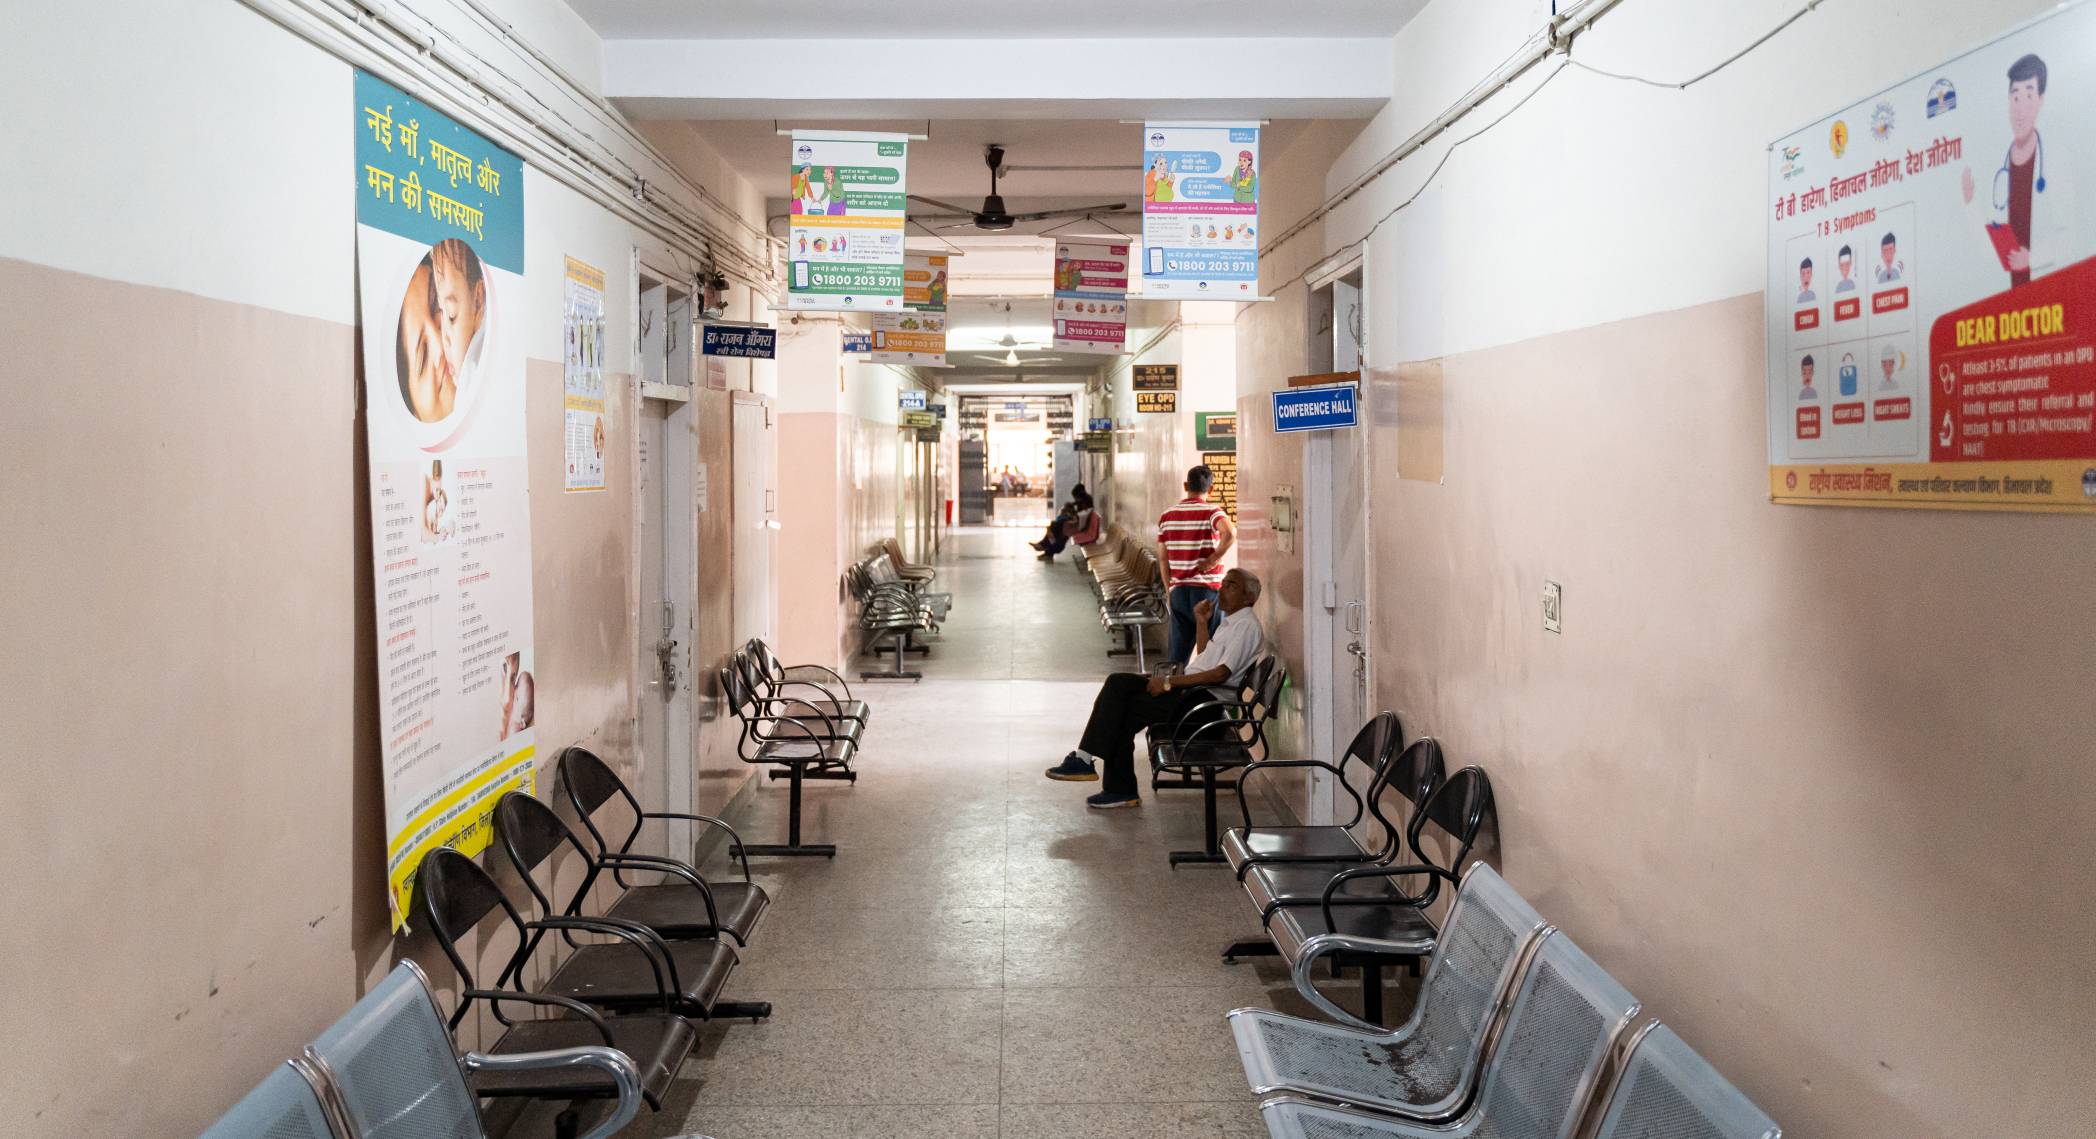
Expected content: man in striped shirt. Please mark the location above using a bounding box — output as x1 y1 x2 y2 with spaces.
1157 464 1237 665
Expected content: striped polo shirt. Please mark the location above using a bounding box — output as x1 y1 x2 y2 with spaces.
1158 496 1227 588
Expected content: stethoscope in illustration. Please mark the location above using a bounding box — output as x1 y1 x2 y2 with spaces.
1993 131 2049 209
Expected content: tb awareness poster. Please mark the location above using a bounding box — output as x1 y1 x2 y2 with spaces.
564 256 607 493
1053 240 1130 352
873 251 949 366
1141 122 1260 299
788 130 910 311
1767 4 2096 511
356 71 536 927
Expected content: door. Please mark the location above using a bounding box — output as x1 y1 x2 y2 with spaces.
637 395 697 857
1302 269 1371 827
732 394 775 648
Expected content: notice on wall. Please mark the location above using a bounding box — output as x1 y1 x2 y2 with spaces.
694 461 710 514
1202 451 1239 521
1133 363 1180 391
873 251 948 365
563 257 607 493
355 71 535 928
1141 122 1260 299
1137 389 1178 414
1053 240 1129 352
788 131 909 311
1767 5 2096 511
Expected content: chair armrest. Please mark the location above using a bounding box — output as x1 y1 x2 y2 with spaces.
594 853 722 930
640 811 754 879
463 989 616 1043
1233 759 1366 832
1319 864 1458 932
756 697 843 735
462 1046 643 1139
523 916 680 1005
1286 929 1439 1032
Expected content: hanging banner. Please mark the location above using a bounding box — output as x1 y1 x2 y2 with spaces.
1053 240 1130 351
355 71 535 928
788 130 909 311
1767 5 2096 511
563 257 607 493
872 251 949 365
1141 122 1259 299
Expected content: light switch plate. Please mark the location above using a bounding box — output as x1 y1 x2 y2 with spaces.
1542 580 1563 634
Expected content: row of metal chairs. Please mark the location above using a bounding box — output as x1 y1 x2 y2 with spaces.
1230 863 1781 1139
847 546 949 681
1145 653 1289 867
1077 525 1168 670
719 638 868 857
204 960 682 1139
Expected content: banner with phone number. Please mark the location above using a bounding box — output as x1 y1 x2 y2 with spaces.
1765 3 2096 511
1141 122 1259 299
788 131 909 311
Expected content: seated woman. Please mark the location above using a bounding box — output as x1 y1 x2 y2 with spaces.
1033 487 1095 561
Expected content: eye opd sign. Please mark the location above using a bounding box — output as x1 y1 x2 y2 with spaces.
1271 384 1359 432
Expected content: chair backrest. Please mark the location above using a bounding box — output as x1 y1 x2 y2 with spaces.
747 638 785 690
199 1059 343 1139
495 790 600 918
1406 764 1494 885
558 745 646 859
1389 863 1552 1116
307 961 485 1139
1468 931 1640 1139
412 848 529 1020
1591 1023 1782 1139
1360 737 1444 860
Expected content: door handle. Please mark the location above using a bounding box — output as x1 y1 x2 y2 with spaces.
1342 600 1364 635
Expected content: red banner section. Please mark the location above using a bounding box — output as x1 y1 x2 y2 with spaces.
1796 406 1821 439
1873 396 1913 422
1831 402 1866 425
1872 287 1910 315
1929 256 2096 462
1794 308 1820 331
1834 297 1861 322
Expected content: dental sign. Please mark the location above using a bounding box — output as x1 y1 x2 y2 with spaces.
788 131 909 311
1766 4 2096 512
1141 122 1260 298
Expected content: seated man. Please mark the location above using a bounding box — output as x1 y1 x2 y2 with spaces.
1043 568 1265 808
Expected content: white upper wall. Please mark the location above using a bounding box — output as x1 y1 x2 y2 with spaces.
572 0 1428 40
1313 0 2062 362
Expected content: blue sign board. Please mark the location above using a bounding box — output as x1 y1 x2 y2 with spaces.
701 323 776 359
1088 417 1113 432
842 331 872 353
1271 383 1359 433
930 403 948 419
899 390 927 410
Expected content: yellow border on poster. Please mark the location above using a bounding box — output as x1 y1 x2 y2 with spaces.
385 746 536 925
1769 460 2096 512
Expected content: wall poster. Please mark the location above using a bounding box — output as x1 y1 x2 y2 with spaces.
788 130 909 311
563 256 607 493
873 251 948 366
1767 4 2096 511
1201 451 1239 521
1053 239 1130 351
1141 122 1259 299
356 71 535 927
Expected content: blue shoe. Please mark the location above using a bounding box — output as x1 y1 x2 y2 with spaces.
1086 791 1141 809
1045 753 1098 781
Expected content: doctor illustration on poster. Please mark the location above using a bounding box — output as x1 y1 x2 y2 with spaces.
1960 52 2074 287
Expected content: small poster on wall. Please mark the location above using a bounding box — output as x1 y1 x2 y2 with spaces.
787 130 910 311
354 70 535 928
563 256 607 493
1766 4 2096 511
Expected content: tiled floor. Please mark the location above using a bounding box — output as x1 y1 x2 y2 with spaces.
621 529 1391 1139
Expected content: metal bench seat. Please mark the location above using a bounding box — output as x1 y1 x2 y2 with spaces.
603 879 770 942
1233 740 1450 913
466 1012 694 1105
720 664 859 856
1230 865 1548 1115
1222 713 1414 877
1245 860 1415 918
748 639 874 727
199 1059 337 1139
1257 931 1639 1139
1151 656 1285 867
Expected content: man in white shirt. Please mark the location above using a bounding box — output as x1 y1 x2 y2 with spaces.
1044 568 1266 808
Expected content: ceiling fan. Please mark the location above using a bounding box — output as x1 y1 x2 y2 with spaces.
907 145 1129 232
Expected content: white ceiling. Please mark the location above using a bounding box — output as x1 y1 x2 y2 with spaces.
571 0 1428 40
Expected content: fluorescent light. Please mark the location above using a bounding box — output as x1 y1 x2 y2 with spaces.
1003 349 1020 366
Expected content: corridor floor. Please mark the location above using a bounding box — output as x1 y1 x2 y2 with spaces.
635 528 1365 1139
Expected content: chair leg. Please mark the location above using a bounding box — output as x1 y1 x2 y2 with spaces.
1132 626 1147 672
555 1106 581 1139
1361 963 1385 1026
735 765 838 858
1221 937 1280 963
1168 766 1227 867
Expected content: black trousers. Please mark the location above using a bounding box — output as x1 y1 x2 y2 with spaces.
1079 673 1217 795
